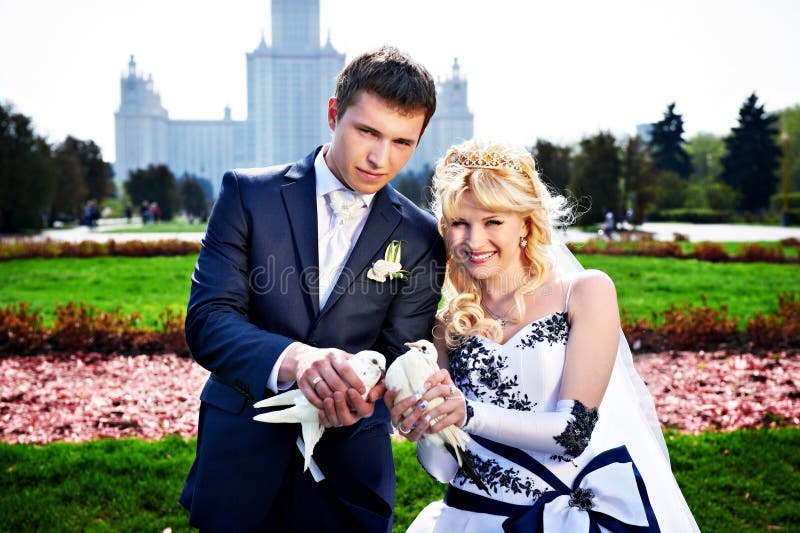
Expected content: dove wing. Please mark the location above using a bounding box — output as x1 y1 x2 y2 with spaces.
253 389 304 408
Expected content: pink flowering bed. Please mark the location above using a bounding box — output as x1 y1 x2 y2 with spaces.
634 350 799 432
1 350 798 444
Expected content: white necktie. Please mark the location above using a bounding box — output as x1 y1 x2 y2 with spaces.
319 188 364 306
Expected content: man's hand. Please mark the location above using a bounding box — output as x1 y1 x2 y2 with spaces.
319 381 386 428
279 343 376 426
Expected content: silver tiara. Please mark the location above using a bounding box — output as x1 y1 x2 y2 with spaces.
452 149 523 173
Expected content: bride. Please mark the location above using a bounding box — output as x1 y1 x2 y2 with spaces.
385 140 699 532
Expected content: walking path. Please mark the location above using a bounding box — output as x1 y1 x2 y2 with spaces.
24 219 800 244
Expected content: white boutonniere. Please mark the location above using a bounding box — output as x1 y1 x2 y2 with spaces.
367 240 408 282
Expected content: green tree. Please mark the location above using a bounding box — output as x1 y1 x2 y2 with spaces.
391 174 423 206
777 105 800 192
124 164 178 221
569 132 621 224
705 180 741 211
50 140 88 223
721 93 781 212
621 136 656 224
0 103 56 232
649 103 693 178
685 133 726 183
61 136 113 202
532 140 571 194
653 171 688 210
179 175 210 220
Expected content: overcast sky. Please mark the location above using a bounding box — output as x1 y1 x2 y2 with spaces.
1 0 797 163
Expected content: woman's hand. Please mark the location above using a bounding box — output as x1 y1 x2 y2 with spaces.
385 387 431 442
419 369 467 434
384 368 466 442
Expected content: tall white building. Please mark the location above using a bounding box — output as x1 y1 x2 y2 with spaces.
114 0 473 194
408 58 474 176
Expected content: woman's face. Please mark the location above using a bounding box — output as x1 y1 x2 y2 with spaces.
447 191 528 286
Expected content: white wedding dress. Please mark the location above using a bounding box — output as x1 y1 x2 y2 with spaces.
408 245 699 532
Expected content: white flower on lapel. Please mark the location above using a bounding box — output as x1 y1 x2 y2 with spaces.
367 240 408 282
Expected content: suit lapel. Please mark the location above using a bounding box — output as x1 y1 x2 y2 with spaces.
280 150 321 315
321 186 402 316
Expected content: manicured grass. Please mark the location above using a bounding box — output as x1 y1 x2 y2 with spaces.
0 253 797 325
0 429 797 532
577 254 799 322
0 256 197 325
99 221 207 234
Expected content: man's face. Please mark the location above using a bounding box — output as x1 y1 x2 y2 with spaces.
325 91 425 195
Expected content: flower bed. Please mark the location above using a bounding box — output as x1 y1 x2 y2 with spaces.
1 351 797 444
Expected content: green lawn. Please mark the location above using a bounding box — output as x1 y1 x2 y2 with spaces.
0 253 797 325
0 429 797 532
98 221 207 234
0 256 197 325
577 254 799 322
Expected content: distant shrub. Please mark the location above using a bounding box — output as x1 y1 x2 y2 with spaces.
0 302 189 356
746 293 800 349
738 243 787 263
0 238 200 261
570 238 795 264
693 242 729 262
647 209 732 223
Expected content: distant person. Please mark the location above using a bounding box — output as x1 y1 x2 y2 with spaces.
602 209 616 241
140 201 150 224
124 204 133 223
150 202 161 223
89 199 100 227
386 139 699 531
83 201 93 227
179 46 444 532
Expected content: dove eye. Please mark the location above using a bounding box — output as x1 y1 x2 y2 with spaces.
371 359 378 365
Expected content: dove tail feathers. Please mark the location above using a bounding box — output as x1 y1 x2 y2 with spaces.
443 442 490 496
301 423 324 471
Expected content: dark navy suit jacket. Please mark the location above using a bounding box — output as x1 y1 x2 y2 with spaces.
179 148 445 532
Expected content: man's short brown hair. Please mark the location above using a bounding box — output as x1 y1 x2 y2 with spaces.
334 46 437 137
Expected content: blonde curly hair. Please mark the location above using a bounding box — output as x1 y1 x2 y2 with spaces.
431 139 571 348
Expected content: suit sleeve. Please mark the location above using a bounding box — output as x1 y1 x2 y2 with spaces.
185 171 295 399
374 229 446 365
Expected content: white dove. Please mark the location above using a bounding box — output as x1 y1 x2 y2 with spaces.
384 340 488 494
252 350 386 472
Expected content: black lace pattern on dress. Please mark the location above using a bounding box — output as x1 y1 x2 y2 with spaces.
569 487 596 511
550 400 599 462
449 338 535 411
516 311 569 349
454 449 545 500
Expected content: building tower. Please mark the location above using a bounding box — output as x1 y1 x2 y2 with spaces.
114 55 169 182
406 58 474 175
247 0 345 166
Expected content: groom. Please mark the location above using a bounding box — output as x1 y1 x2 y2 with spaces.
179 46 445 532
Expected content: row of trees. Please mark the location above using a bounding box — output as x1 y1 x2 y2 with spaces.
125 165 212 223
0 103 113 232
538 93 791 224
395 93 797 226
0 102 214 233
